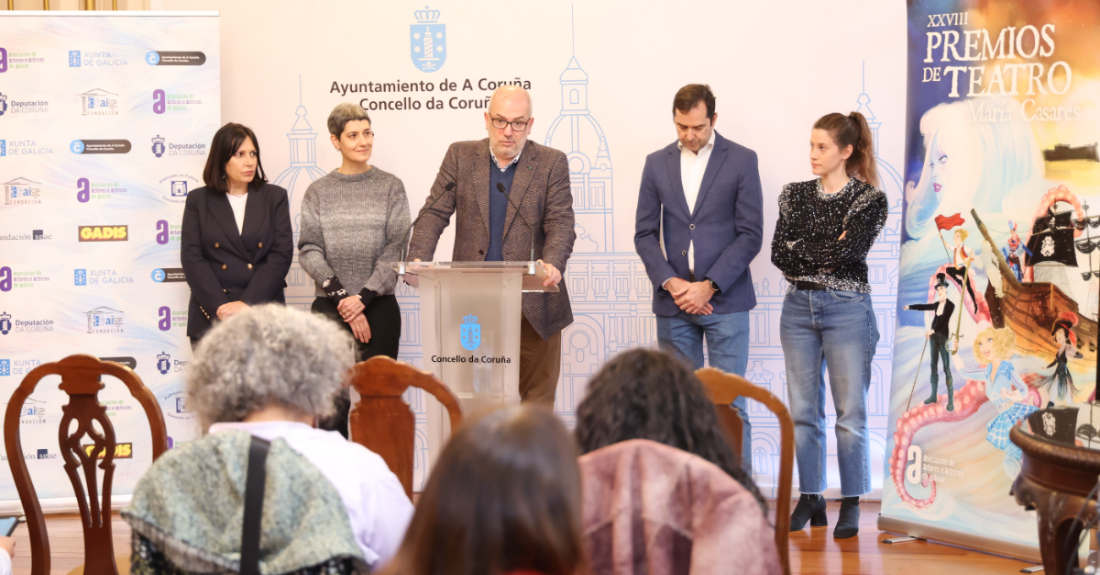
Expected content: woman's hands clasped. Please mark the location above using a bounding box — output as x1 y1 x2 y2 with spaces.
338 295 371 344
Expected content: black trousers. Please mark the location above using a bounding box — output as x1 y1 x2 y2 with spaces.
312 295 401 437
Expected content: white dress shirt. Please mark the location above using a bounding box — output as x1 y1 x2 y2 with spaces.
208 420 414 571
226 192 248 234
662 135 715 289
679 135 714 273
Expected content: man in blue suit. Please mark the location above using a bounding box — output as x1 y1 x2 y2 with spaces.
634 84 764 472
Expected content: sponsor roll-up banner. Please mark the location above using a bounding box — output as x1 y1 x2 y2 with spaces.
879 0 1100 560
0 12 218 512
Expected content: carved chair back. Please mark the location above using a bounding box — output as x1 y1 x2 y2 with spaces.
695 367 794 575
348 356 463 499
3 354 168 575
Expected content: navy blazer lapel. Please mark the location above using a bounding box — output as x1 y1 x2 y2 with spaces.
504 142 537 237
239 187 267 257
693 134 729 215
208 191 247 257
474 143 491 230
665 145 691 217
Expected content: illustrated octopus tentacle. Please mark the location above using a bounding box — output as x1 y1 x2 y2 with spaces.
889 379 988 508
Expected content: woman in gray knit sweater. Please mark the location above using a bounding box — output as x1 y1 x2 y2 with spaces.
298 103 411 434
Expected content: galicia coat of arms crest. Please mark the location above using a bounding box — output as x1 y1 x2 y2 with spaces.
460 314 480 351
411 6 446 72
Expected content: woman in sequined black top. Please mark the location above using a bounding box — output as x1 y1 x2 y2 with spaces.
772 112 888 540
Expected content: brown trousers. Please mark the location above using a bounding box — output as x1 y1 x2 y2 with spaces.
520 316 561 406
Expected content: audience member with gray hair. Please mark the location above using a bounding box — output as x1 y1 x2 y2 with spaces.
125 304 413 574
299 102 411 436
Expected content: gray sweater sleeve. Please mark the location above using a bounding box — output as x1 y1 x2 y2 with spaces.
362 179 411 294
297 184 337 285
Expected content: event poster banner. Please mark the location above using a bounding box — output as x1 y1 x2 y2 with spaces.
0 12 218 510
881 0 1098 557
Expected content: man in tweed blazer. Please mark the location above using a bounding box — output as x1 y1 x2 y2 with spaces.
407 85 576 405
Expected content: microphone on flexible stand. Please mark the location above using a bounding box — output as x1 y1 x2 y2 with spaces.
398 181 455 275
496 182 537 274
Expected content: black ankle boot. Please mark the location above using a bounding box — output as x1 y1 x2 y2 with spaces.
834 497 860 539
789 493 827 531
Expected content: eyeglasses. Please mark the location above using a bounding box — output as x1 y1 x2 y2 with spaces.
490 117 529 132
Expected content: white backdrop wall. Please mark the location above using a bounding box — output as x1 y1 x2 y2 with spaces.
165 0 906 496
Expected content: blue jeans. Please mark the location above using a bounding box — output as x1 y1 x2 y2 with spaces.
780 289 878 497
656 310 752 474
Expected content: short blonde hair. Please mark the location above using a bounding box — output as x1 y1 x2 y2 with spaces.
972 327 1016 364
955 229 969 241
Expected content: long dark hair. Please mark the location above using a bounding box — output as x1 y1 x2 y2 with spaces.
573 348 766 509
813 111 879 188
202 122 268 193
383 405 586 575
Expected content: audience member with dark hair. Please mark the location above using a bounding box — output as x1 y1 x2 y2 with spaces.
181 122 293 347
124 305 413 575
573 347 766 510
382 404 586 575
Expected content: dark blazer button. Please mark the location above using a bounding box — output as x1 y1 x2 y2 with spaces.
689 224 695 230
258 242 263 248
478 249 485 255
214 242 219 248
682 250 687 256
247 263 253 270
221 264 227 270
223 289 227 293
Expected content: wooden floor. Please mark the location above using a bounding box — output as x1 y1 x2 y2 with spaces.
12 501 1040 574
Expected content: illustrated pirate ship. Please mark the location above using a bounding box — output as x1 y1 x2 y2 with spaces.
973 206 1098 372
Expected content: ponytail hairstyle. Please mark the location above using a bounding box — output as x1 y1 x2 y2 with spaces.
813 112 879 189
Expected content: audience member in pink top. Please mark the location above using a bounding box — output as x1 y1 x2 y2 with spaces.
579 439 781 575
380 405 587 575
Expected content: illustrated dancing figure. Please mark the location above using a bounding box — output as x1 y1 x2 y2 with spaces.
1041 313 1083 403
1001 220 1031 282
903 273 956 411
952 327 1038 479
945 229 978 312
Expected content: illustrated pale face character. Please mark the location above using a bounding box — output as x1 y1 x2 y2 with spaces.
331 119 373 165
928 135 950 194
977 334 996 362
936 285 947 301
1054 328 1068 346
953 230 964 247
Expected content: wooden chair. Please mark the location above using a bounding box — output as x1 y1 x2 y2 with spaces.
696 367 794 575
4 354 168 575
348 356 463 499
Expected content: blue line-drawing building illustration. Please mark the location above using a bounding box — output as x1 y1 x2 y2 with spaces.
275 77 329 312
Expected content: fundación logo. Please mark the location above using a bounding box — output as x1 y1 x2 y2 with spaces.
78 88 119 116
410 6 446 72
160 174 199 203
4 177 42 205
85 306 124 334
460 314 480 351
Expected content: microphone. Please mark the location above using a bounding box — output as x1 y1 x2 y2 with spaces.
399 181 455 274
496 182 537 268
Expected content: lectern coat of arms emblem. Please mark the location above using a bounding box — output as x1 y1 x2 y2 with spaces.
460 314 480 351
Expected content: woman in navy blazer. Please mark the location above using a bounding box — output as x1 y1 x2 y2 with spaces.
181 123 293 346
